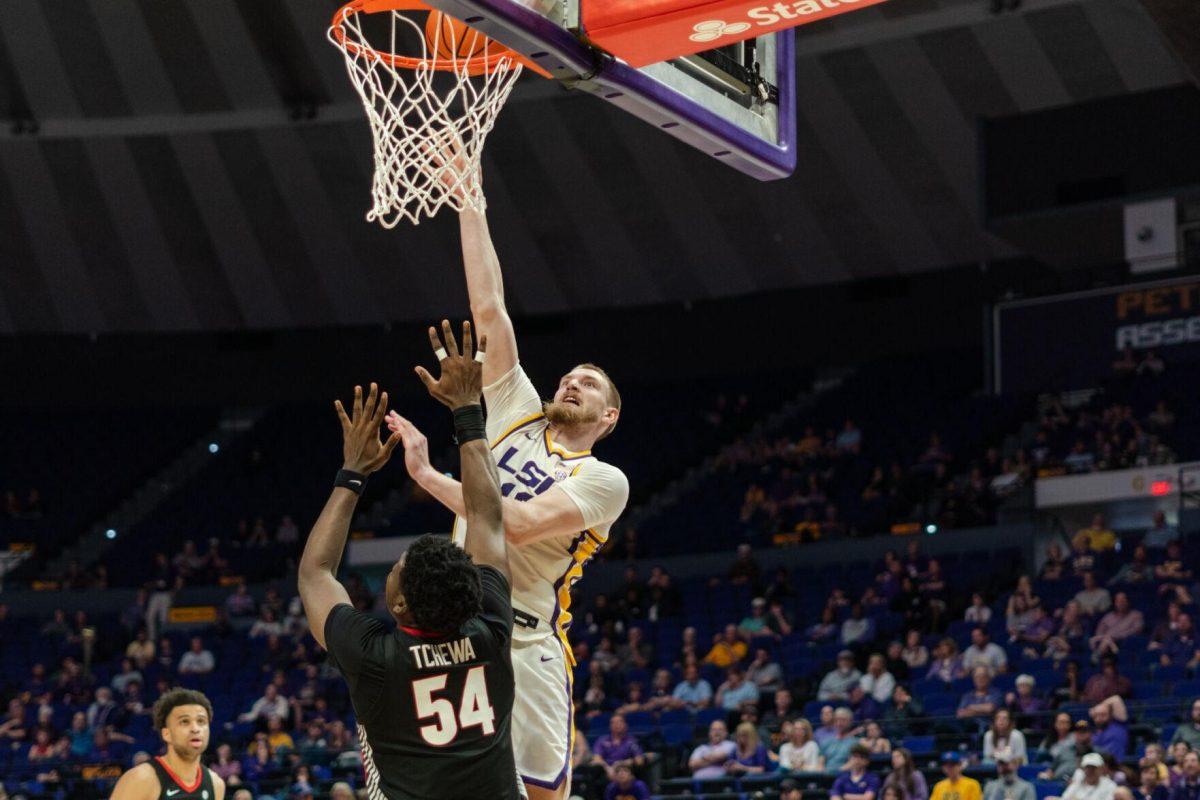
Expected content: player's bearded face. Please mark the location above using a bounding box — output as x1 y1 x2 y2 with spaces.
547 370 607 427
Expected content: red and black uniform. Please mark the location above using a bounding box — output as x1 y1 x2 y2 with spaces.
324 565 519 800
149 756 217 800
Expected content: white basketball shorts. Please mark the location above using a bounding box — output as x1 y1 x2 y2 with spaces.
510 635 573 791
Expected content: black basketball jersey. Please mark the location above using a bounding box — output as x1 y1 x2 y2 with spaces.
149 756 217 800
324 565 519 800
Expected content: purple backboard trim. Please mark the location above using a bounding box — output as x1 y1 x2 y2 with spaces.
424 0 796 180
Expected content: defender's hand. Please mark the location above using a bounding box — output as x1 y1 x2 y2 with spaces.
414 320 487 410
335 383 401 475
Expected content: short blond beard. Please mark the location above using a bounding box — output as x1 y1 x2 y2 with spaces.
544 401 602 428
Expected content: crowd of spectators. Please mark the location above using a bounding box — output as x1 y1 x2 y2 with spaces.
562 523 1199 800
3 512 1198 800
710 375 1182 545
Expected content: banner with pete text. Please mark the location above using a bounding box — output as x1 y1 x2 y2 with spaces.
993 276 1200 394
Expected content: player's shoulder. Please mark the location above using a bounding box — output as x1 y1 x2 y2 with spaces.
112 762 161 800
573 458 628 486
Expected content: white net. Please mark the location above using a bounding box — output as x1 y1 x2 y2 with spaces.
329 5 523 227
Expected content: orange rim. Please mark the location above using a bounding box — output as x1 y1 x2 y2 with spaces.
331 0 521 74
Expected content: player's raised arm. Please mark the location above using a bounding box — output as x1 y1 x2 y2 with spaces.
459 208 518 384
299 383 401 650
403 321 510 581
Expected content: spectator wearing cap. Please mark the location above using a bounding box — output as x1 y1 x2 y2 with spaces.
963 629 1007 675
983 709 1028 766
1064 753 1117 800
931 752 982 800
1006 674 1047 716
1082 658 1132 704
820 652 864 702
831 745 880 800
1089 696 1130 757
958 667 1003 720
861 653 897 705
1090 595 1144 658
821 707 858 772
1172 752 1200 800
1170 698 1200 750
984 749 1036 800
605 763 650 800
716 666 760 711
781 778 804 800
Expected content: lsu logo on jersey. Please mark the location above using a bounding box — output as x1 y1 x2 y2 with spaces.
495 446 558 502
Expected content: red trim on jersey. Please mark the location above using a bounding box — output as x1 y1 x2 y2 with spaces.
156 756 203 793
400 625 446 639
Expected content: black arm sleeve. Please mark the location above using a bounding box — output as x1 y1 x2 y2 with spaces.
324 604 389 721
477 566 513 635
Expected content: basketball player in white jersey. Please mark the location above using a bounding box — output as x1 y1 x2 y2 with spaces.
386 204 629 800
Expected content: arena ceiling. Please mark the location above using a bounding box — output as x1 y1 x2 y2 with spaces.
0 0 1187 333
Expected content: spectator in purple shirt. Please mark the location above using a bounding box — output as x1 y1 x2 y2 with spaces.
831 745 881 800
726 722 773 776
958 667 1004 720
605 764 651 800
1090 594 1145 658
592 714 645 780
1173 752 1200 800
1090 695 1130 757
1005 674 1048 717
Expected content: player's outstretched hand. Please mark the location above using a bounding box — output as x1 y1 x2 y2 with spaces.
414 319 487 410
334 383 401 476
385 412 434 485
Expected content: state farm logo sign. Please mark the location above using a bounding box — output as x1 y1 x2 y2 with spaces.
689 19 752 43
690 0 867 43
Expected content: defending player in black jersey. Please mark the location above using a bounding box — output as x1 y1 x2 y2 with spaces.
298 320 520 800
110 689 225 800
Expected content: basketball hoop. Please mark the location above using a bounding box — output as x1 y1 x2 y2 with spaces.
329 0 526 227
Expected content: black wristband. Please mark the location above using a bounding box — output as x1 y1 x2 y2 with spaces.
453 404 487 445
335 469 368 495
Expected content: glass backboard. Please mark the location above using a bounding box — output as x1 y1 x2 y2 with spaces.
423 0 798 180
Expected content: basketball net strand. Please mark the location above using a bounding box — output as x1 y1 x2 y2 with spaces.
329 10 522 227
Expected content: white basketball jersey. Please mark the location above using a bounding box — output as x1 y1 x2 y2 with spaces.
451 364 628 655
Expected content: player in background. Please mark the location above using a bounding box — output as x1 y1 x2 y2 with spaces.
386 175 629 799
109 689 225 800
299 322 522 800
